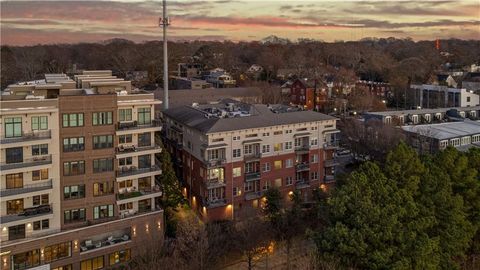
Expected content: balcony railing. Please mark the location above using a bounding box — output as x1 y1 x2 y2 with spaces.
205 178 226 188
324 175 335 183
120 205 162 219
116 145 161 154
295 180 310 189
245 191 264 200
117 185 162 200
116 165 161 178
80 233 131 253
204 158 226 168
204 198 227 208
323 142 339 150
245 172 261 181
295 145 310 152
295 162 310 172
0 179 53 197
324 159 339 167
244 152 262 160
0 130 51 144
0 155 52 171
116 119 162 131
0 204 52 224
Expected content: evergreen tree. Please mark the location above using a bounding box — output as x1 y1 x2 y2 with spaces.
157 139 185 210
263 187 283 221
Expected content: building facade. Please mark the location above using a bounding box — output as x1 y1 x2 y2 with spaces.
289 79 328 111
163 100 339 221
0 71 164 270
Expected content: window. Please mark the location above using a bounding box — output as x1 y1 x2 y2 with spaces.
244 144 257 155
8 224 25 241
274 143 283 152
138 132 151 147
311 138 318 146
119 109 132 122
262 162 271 172
32 144 48 156
12 249 40 269
233 187 241 196
4 117 22 138
119 180 133 189
262 132 270 136
472 135 480 143
92 112 113 125
138 155 151 168
109 249 131 266
245 133 258 138
31 116 48 130
6 173 23 189
32 169 48 181
44 242 71 263
52 265 72 270
311 154 319 163
81 256 104 270
138 177 151 191
233 167 242 177
263 181 270 190
93 182 114 196
286 129 292 134
274 178 282 187
32 194 49 206
63 161 85 176
7 199 24 214
467 96 471 102
262 144 270 153
311 171 318 180
273 131 283 135
119 202 133 211
212 138 224 142
119 134 132 144
33 219 49 231
233 149 241 158
64 185 85 200
285 159 293 168
6 147 23 163
233 136 240 141
93 204 114 219
63 137 85 152
119 157 133 166
62 113 84 127
274 160 282 170
285 142 293 150
93 135 113 149
439 140 449 149
93 158 114 173
286 176 293 185
207 149 224 160
138 107 151 125
311 126 318 130
64 208 86 223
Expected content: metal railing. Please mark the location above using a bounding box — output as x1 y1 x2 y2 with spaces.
205 178 226 188
245 172 261 181
204 198 227 208
0 155 52 171
295 180 310 189
0 179 53 197
244 152 262 160
324 159 338 167
0 204 52 224
245 191 264 200
324 175 335 183
117 185 162 200
116 119 162 131
116 145 161 154
295 145 310 152
295 162 310 171
116 165 161 178
204 158 226 168
0 130 51 144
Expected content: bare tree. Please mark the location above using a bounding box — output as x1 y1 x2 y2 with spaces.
234 216 272 270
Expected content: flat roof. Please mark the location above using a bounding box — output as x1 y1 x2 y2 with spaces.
366 106 480 117
401 120 480 140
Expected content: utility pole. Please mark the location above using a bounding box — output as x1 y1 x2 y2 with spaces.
159 0 170 110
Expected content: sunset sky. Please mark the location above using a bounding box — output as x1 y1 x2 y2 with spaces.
1 0 479 46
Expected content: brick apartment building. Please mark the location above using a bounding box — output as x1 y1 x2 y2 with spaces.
289 79 328 111
0 71 163 270
163 100 339 221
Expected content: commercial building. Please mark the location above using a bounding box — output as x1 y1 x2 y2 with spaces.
0 71 164 270
204 68 236 88
163 100 339 221
401 120 480 153
410 84 480 108
169 76 212 90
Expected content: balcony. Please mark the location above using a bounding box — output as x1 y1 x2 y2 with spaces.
324 175 335 183
323 142 339 150
117 185 162 201
245 172 261 182
295 180 310 189
295 145 310 153
324 159 339 167
244 152 262 161
80 232 131 253
120 205 162 219
116 165 161 178
116 119 162 131
205 178 226 189
0 204 52 224
0 130 51 144
116 145 162 158
295 162 310 172
0 179 53 197
204 198 227 208
245 191 264 200
0 155 52 171
204 158 226 168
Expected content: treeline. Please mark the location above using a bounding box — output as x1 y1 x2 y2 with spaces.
1 38 479 91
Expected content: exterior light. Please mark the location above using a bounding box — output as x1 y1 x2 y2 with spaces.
132 226 136 236
2 227 6 232
74 240 78 249
320 184 327 191
288 191 294 196
145 224 149 233
157 221 161 230
27 223 32 228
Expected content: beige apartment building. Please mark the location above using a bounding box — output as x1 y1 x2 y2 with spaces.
163 101 339 221
0 72 163 270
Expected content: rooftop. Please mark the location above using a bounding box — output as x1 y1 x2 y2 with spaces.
163 99 336 134
365 106 480 117
401 120 480 140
